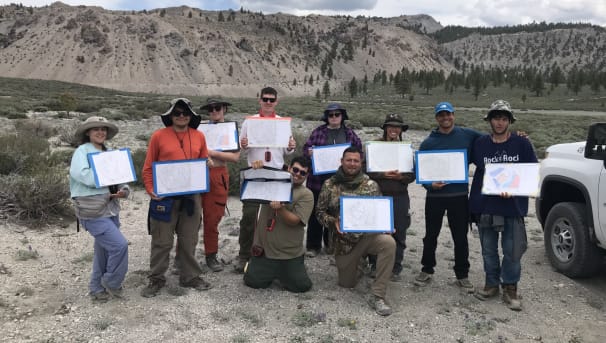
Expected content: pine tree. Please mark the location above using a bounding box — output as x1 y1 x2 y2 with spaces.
349 77 358 98
322 81 330 98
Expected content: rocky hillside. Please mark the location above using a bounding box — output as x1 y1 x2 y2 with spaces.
0 2 604 97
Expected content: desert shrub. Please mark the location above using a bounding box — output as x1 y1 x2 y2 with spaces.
131 148 147 188
48 149 74 168
0 134 51 175
0 105 27 119
227 157 248 196
5 112 27 119
75 102 98 113
135 133 150 142
0 171 71 223
14 118 57 138
57 121 81 147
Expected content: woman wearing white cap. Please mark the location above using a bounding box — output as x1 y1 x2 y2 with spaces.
69 116 130 302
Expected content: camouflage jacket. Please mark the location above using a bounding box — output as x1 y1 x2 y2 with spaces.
316 167 381 255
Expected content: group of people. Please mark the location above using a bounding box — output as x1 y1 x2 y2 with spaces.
69 86 536 316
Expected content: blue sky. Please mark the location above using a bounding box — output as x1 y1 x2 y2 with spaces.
2 0 605 27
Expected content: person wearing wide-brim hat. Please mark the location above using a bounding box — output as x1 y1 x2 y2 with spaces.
193 97 240 272
380 113 409 140
200 98 232 114
302 102 362 257
69 116 130 303
140 98 213 297
366 113 416 282
159 97 203 129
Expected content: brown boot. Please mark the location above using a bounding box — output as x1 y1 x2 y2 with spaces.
502 284 522 311
474 285 499 301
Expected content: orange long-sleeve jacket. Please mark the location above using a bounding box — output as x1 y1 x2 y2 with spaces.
142 127 208 195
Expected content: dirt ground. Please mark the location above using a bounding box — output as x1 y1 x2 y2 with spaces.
1 116 605 343
1 181 606 343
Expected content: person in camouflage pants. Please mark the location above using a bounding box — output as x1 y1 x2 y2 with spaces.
315 146 396 316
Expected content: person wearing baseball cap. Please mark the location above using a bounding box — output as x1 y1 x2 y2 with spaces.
414 101 482 292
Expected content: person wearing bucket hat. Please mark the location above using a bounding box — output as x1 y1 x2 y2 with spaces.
414 101 483 292
469 99 537 310
140 98 212 297
159 97 203 129
197 97 240 272
302 103 362 257
367 113 415 281
483 99 517 123
69 116 130 302
235 86 297 273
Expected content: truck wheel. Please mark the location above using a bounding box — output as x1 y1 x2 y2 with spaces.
544 202 602 278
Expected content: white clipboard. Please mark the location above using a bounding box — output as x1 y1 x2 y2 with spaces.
87 148 137 188
152 159 209 196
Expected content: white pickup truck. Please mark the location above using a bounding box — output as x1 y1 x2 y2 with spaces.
536 123 606 277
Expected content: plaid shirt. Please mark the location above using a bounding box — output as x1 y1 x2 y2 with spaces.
302 124 362 192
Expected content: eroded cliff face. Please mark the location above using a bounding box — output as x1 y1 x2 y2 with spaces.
1 3 602 97
0 3 447 96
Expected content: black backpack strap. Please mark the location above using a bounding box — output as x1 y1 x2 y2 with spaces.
147 203 152 235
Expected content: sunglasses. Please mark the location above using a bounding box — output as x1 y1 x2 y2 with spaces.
172 110 191 117
327 111 342 118
261 97 277 103
291 166 308 177
208 105 223 112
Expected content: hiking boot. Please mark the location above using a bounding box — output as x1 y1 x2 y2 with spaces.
101 279 123 298
234 258 248 274
180 276 212 291
414 271 432 286
369 265 377 279
140 279 166 298
206 254 224 272
369 296 392 316
90 291 110 303
390 272 403 282
305 249 321 258
455 278 475 293
474 286 499 301
502 284 522 311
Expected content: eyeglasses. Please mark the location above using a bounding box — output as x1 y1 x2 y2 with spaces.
327 111 341 118
261 97 277 103
208 105 223 112
291 166 308 177
172 110 191 117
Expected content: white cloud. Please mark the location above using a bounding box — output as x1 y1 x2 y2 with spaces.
1 0 604 26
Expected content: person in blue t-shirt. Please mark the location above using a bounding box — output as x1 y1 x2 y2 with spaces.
469 100 538 311
414 102 481 292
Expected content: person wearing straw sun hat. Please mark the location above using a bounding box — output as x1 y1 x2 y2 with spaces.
367 113 415 282
69 116 130 303
197 97 240 272
141 98 213 297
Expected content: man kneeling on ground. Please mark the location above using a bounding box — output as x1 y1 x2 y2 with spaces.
243 156 314 292
316 146 396 316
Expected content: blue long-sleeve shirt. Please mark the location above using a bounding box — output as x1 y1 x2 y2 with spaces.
419 126 482 196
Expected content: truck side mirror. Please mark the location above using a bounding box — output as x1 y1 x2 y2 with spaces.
584 122 606 160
